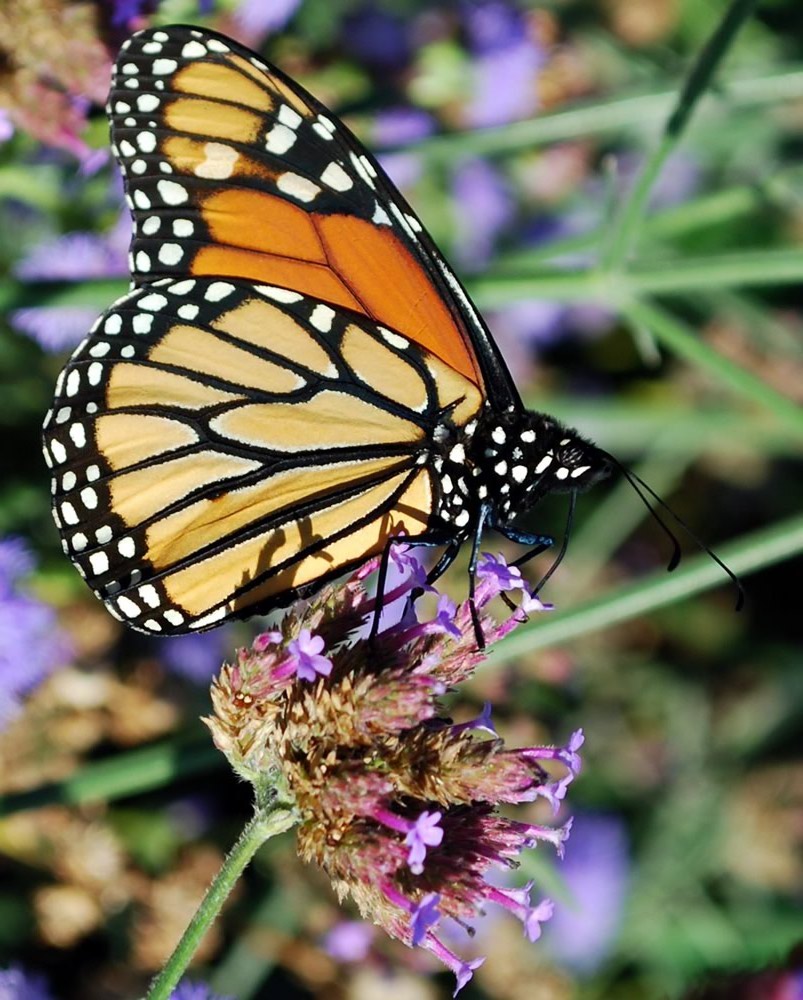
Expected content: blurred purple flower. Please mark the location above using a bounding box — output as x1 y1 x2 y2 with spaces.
15 215 129 282
0 110 14 143
0 537 72 726
323 920 376 962
0 965 55 1000
545 813 630 973
158 630 231 684
169 981 232 1000
10 307 101 354
375 107 435 189
462 1 546 127
342 6 411 70
109 0 152 28
233 0 302 39
12 214 129 352
452 158 514 270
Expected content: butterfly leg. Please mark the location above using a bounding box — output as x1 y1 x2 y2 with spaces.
371 530 455 639
468 504 492 649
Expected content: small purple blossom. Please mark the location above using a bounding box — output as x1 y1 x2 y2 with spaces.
428 594 461 639
323 920 376 962
169 980 232 1000
477 552 526 593
425 937 486 996
286 629 333 682
410 893 441 945
0 965 55 999
451 701 497 736
15 217 129 282
484 881 554 942
404 810 444 874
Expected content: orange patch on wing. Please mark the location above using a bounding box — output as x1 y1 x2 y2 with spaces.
172 62 274 112
165 97 262 144
95 413 198 473
149 325 302 394
341 323 428 412
146 454 406 567
106 363 245 411
201 190 325 262
191 246 364 311
212 299 335 376
210 390 423 451
230 468 433 612
110 451 262 528
163 469 418 616
318 214 482 386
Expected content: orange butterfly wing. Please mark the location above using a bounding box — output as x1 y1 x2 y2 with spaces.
109 25 519 406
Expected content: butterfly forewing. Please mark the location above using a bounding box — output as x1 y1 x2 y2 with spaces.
43 278 483 632
108 24 518 405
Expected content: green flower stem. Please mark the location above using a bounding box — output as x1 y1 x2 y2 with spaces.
604 0 760 272
494 512 803 663
146 799 298 1000
623 299 803 436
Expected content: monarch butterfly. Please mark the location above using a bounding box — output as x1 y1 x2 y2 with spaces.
42 25 735 643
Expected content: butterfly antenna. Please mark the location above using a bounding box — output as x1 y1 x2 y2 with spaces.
532 490 577 597
603 452 744 610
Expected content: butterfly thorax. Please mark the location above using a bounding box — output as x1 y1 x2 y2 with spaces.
432 406 611 532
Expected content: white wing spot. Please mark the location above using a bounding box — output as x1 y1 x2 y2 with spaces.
87 362 103 386
320 161 353 191
170 279 196 295
152 58 178 75
182 40 207 58
61 501 78 525
379 327 408 350
164 609 185 626
118 537 136 558
104 314 122 335
133 313 154 334
173 219 194 237
89 552 109 575
137 94 160 112
189 607 227 629
278 104 302 129
135 251 151 272
72 532 87 551
139 293 168 311
86 465 100 482
178 303 199 320
51 440 67 464
535 455 553 474
157 179 189 205
571 465 591 478
276 172 320 203
139 584 161 608
81 486 98 509
511 465 528 483
142 216 160 235
195 141 239 179
117 596 140 618
96 525 113 544
555 467 570 480
205 281 235 302
310 304 335 332
265 124 296 155
256 285 303 304
69 423 86 448
158 243 184 266
133 190 151 209
137 131 157 153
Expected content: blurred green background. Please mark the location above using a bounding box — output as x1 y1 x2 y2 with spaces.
0 1 801 998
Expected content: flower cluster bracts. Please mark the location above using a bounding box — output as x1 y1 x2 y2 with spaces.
206 548 581 994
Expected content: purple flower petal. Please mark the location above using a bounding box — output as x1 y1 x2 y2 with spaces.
404 810 444 874
287 628 333 682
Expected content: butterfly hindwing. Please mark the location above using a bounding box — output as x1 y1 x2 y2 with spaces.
108 24 519 406
43 278 483 633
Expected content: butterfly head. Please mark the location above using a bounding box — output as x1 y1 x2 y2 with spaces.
471 409 611 527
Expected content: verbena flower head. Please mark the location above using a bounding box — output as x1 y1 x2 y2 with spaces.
206 549 581 993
